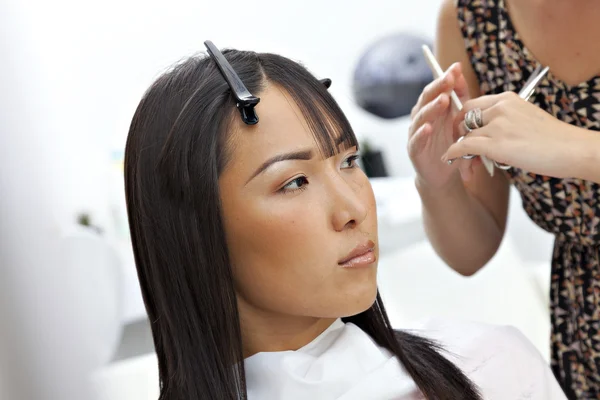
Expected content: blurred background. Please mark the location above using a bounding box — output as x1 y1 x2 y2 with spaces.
1 0 555 398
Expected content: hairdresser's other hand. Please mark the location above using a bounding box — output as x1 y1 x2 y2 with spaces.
442 92 585 179
408 63 478 190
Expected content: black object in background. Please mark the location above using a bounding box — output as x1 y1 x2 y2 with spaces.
360 141 388 178
353 33 433 119
362 150 388 178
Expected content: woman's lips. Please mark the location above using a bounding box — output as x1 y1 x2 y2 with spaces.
338 240 376 268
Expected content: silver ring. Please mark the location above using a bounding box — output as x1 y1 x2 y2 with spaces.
464 108 484 130
473 108 483 128
464 110 479 130
460 108 483 160
464 120 472 133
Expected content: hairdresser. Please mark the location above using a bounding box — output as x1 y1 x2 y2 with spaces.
407 0 600 398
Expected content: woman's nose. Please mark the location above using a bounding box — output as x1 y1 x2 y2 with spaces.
330 179 368 232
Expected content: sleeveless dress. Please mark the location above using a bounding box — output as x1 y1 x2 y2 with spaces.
456 1 600 398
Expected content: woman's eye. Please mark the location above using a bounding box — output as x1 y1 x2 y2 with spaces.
342 155 360 169
280 176 309 193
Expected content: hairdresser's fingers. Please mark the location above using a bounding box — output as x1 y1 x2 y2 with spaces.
454 117 493 139
464 91 524 113
409 93 450 139
454 94 503 129
407 122 433 157
442 134 494 163
411 64 459 118
451 65 471 103
453 105 496 139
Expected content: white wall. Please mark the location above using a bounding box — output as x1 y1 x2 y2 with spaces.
6 0 445 236
4 0 554 338
0 2 99 397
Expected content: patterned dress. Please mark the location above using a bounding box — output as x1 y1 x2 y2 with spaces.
456 0 600 398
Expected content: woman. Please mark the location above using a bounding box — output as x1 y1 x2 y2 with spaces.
407 0 600 398
125 41 564 399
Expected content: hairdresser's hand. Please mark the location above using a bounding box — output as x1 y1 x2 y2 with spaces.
442 92 586 179
408 63 478 190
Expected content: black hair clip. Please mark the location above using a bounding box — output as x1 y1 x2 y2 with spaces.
320 78 332 89
204 40 332 124
204 40 260 125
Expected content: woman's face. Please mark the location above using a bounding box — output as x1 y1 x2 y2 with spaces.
219 83 378 329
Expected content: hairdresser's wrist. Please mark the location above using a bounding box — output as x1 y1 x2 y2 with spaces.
414 172 465 203
571 126 600 184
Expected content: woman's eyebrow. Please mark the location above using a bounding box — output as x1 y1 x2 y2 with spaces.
246 149 314 185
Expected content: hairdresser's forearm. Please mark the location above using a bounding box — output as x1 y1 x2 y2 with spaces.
416 175 504 276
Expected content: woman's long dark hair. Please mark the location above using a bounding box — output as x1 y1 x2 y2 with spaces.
124 48 482 400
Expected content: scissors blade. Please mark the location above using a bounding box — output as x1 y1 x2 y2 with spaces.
519 65 542 93
519 66 550 100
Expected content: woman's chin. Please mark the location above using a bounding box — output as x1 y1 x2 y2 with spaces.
337 283 379 318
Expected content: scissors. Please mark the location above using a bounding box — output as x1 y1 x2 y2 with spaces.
421 45 549 173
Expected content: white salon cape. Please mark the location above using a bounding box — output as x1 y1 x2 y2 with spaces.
244 318 567 399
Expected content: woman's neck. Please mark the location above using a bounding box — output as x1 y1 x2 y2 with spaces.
238 301 337 358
